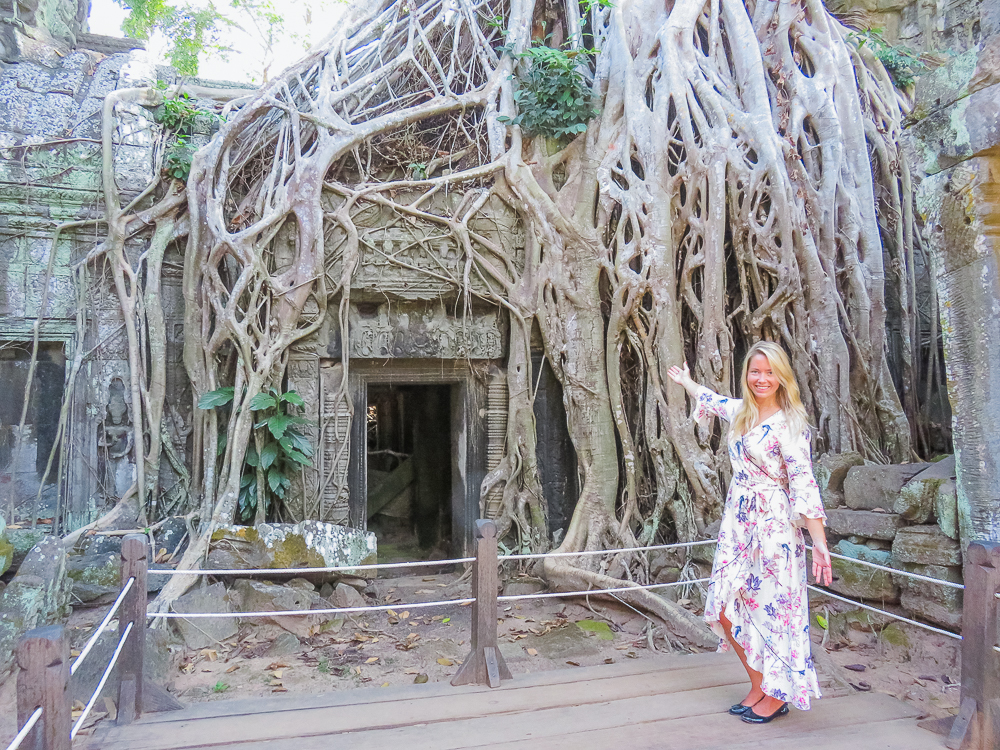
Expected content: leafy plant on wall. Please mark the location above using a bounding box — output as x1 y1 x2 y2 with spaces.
198 386 314 524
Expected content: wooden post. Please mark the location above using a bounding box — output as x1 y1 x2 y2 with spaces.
452 519 512 688
950 540 1000 750
117 534 148 726
16 625 71 750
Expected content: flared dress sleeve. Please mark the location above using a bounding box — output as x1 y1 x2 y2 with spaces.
692 386 741 427
777 425 826 525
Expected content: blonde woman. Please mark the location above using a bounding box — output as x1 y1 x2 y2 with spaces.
668 341 832 724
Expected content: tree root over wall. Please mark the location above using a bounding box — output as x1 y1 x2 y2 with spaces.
27 0 930 643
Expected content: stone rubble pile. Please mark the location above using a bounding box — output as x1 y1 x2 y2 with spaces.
817 453 963 630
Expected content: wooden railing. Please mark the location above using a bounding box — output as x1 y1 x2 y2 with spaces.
948 541 1000 750
8 527 1000 749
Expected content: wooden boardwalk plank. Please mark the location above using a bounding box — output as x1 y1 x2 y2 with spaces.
230 690 925 750
91 660 749 749
82 650 945 750
132 651 737 725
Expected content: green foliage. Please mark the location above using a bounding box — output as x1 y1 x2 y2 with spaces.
579 0 614 14
199 385 314 523
153 90 222 182
498 42 600 140
212 680 229 693
163 133 196 180
408 162 428 180
849 28 923 88
115 0 232 76
198 386 235 408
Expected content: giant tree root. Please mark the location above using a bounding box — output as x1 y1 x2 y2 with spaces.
543 558 718 650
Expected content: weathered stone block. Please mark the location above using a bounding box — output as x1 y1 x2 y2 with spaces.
894 562 963 619
0 517 12 575
67 551 119 603
16 536 71 622
892 525 962 567
895 477 941 523
0 575 46 675
895 456 957 524
329 582 366 610
843 463 930 511
171 582 238 650
230 578 334 638
935 479 960 540
900 591 962 631
828 540 900 603
7 527 47 570
825 508 904 540
814 452 864 509
207 521 377 582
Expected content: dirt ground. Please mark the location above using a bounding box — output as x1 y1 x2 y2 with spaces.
0 571 961 745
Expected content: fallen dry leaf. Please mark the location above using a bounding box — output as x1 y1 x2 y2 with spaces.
380 682 390 687
526 648 538 656
272 670 283 679
365 657 379 664
437 658 454 666
414 673 429 684
404 668 420 675
225 665 239 673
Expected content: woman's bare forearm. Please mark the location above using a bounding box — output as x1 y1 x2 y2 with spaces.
803 516 827 549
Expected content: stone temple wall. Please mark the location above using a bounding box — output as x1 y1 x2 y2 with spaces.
901 0 1000 543
0 38 166 531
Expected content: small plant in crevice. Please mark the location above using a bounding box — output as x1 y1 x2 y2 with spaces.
153 87 223 181
848 28 924 88
498 42 601 141
198 386 314 524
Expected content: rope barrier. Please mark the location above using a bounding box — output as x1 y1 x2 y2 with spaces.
146 557 476 577
71 577 135 676
500 539 716 562
3 707 42 750
810 546 965 589
70 622 134 740
497 577 712 603
807 586 963 640
149 597 475 619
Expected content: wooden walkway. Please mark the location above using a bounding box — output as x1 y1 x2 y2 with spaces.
83 651 946 750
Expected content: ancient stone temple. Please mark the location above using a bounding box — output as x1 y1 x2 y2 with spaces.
0 0 996 565
0 0 582 559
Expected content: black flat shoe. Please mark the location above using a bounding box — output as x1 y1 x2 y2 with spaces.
728 703 753 715
741 703 789 724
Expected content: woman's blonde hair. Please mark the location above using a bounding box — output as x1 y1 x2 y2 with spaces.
731 341 809 437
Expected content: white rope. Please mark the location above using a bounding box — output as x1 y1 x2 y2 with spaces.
4 707 42 750
71 577 135 676
807 586 962 640
71 622 133 740
810 546 965 590
501 539 716 562
150 597 475 619
146 557 475 577
497 577 712 602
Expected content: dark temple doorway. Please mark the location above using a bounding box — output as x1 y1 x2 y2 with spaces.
366 384 452 561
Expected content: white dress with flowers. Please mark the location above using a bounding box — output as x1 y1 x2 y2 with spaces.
694 386 826 710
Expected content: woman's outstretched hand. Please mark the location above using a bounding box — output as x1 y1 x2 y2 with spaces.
811 540 833 587
667 361 693 387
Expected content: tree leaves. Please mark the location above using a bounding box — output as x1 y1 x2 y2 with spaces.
259 442 279 470
249 392 278 411
499 42 601 140
198 387 235 409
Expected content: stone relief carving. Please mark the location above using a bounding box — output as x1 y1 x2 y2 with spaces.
98 376 135 498
348 302 503 359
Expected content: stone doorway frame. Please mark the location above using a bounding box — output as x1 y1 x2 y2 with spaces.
347 359 488 557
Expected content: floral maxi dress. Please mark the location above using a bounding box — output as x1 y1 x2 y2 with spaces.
694 387 827 710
